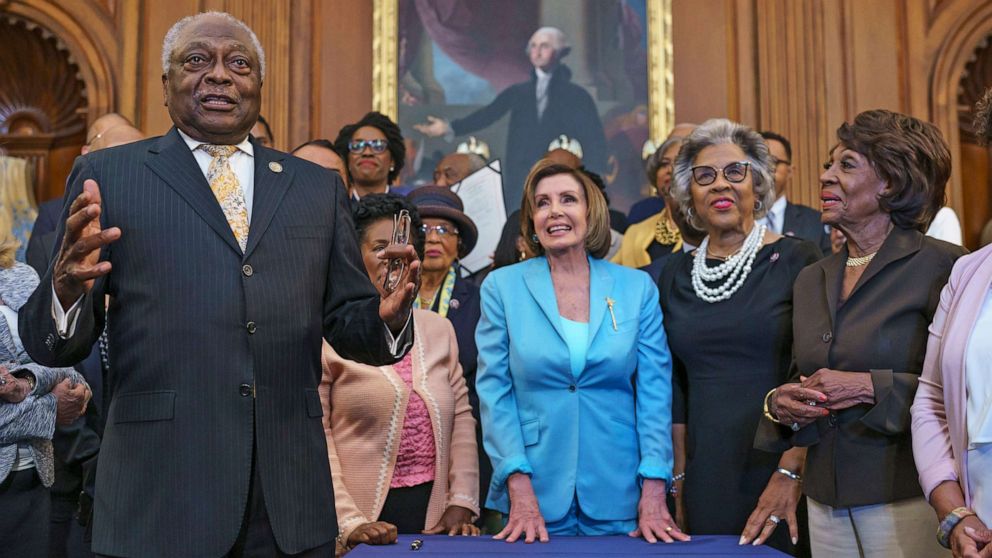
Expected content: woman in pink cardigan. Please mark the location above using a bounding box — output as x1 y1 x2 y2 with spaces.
912 87 992 558
320 195 480 555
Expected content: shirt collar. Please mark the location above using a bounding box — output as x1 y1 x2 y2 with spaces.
177 128 254 157
769 195 787 218
535 67 552 81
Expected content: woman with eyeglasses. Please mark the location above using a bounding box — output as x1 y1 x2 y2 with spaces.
406 186 490 517
612 136 685 272
657 119 821 555
333 112 406 202
759 110 964 557
320 194 480 555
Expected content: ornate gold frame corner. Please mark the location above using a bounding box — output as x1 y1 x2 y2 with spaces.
372 0 399 120
647 0 675 141
372 0 673 140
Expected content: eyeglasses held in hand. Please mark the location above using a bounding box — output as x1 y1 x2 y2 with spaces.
383 210 411 293
421 224 459 238
691 162 751 185
348 139 389 154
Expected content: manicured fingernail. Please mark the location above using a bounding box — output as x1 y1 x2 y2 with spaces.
753 539 761 546
738 536 747 545
792 536 798 545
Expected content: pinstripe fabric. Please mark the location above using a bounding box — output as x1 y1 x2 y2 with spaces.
19 128 400 558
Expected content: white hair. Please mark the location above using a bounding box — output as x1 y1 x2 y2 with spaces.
530 26 570 53
161 11 265 80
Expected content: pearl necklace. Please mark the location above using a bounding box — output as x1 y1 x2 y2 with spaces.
691 223 766 303
845 251 877 267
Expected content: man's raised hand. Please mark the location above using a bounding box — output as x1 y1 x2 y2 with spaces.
54 179 121 308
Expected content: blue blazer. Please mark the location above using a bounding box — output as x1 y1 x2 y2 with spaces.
476 256 673 522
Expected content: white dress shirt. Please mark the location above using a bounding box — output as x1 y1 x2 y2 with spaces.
535 67 552 120
763 195 787 235
926 206 963 246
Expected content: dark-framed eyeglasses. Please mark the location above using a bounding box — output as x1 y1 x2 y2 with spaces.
691 161 751 186
421 224 459 238
771 157 791 167
348 139 388 154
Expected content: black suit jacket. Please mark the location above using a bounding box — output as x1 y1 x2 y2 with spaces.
20 128 402 557
25 198 61 277
756 226 965 507
782 201 831 255
451 65 607 209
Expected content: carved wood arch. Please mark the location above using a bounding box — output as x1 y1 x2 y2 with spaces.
0 1 119 202
925 0 992 247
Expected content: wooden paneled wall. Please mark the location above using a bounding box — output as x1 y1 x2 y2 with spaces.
673 0 992 246
6 0 992 243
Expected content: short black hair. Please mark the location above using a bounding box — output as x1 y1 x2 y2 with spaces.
291 139 351 183
352 194 425 260
334 112 406 184
759 130 791 161
255 115 274 143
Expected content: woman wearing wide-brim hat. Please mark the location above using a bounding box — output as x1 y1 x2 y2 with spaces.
407 186 490 522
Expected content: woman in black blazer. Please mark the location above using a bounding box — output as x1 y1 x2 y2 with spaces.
758 110 965 557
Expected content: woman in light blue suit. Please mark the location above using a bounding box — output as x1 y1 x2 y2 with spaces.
476 161 689 544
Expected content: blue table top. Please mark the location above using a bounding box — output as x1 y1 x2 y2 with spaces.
347 534 791 557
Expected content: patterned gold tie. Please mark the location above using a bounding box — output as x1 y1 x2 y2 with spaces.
200 144 249 251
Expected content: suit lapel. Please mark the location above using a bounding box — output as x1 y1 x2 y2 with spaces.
523 258 567 343
820 254 843 328
587 257 614 349
145 128 242 255
244 144 293 258
849 227 922 299
947 254 992 413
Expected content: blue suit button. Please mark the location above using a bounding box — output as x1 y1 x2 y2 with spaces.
568 384 576 392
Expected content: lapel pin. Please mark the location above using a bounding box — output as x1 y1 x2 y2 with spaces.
450 298 460 310
770 252 780 262
269 161 283 173
606 297 618 332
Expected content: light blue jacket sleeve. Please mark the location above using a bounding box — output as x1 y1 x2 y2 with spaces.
634 273 674 483
476 276 533 490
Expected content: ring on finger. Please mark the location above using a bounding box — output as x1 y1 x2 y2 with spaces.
665 526 673 532
806 400 817 406
767 514 781 525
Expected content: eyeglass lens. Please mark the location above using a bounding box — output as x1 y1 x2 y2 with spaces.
422 224 457 237
349 139 388 153
692 162 749 185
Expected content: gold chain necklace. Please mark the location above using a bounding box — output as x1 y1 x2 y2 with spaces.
845 251 877 267
654 208 682 246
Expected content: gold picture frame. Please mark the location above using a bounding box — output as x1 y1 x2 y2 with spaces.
372 0 674 141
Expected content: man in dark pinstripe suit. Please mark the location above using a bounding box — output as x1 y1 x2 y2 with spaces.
20 12 419 558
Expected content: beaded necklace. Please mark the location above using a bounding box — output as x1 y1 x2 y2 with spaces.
691 223 766 303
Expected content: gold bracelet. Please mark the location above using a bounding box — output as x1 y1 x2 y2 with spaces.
763 388 782 424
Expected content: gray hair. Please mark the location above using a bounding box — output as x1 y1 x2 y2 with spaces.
161 12 265 81
671 118 775 231
644 135 685 184
529 26 570 53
